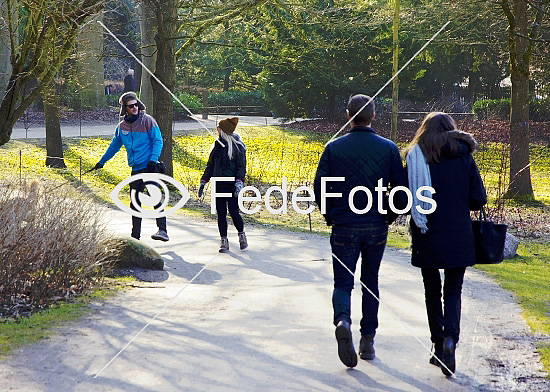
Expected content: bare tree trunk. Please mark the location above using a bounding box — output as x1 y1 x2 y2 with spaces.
0 0 12 99
138 0 156 112
43 83 66 168
466 72 478 105
390 0 400 142
222 20 231 92
150 0 177 177
502 0 534 199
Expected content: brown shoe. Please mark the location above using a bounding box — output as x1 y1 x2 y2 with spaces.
219 237 229 253
238 231 248 250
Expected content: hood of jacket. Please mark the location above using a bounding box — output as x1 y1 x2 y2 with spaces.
442 130 477 158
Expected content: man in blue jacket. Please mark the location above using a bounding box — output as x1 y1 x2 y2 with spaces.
314 94 406 368
93 92 169 242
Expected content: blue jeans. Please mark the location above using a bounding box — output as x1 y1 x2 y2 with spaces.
330 223 388 337
421 267 466 345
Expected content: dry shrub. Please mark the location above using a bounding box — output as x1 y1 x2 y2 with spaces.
0 179 112 317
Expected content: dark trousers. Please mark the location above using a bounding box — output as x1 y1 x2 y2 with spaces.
330 223 388 337
215 196 244 237
421 267 466 345
130 171 167 240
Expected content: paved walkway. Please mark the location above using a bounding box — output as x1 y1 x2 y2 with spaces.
11 116 286 139
0 210 547 391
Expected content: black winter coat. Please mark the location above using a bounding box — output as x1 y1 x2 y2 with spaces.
202 134 246 193
314 126 407 226
409 131 487 269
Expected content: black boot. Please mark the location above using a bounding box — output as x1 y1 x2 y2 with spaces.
429 340 443 367
335 320 357 368
441 336 456 376
358 334 375 360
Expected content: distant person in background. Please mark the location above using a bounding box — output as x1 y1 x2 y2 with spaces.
198 117 248 253
92 92 169 242
105 84 114 95
404 112 486 376
124 69 135 93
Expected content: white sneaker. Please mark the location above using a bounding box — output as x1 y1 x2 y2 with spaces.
151 230 169 241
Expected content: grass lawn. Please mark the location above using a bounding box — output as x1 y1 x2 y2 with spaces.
0 125 549 376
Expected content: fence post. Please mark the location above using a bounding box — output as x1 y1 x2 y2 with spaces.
19 150 22 185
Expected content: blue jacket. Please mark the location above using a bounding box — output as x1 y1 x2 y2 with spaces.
314 126 407 226
99 111 163 171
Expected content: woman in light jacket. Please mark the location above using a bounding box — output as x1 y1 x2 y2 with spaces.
404 112 486 376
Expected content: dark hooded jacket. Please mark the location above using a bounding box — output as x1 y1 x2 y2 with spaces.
201 134 246 193
409 130 487 269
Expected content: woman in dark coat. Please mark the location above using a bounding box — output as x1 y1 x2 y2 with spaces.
404 112 486 376
199 117 248 252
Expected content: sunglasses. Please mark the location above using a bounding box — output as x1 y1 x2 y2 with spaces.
125 103 138 108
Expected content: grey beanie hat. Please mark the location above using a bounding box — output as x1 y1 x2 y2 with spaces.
119 92 146 116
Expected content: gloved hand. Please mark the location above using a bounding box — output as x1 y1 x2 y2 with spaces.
92 162 104 171
198 181 206 198
234 179 244 198
146 161 158 173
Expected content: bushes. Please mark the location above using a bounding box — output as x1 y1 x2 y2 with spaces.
473 98 550 121
0 180 112 317
472 99 510 119
173 92 202 110
209 90 266 108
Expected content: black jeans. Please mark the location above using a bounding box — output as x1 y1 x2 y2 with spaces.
330 223 388 337
130 170 167 239
421 267 466 345
215 196 244 237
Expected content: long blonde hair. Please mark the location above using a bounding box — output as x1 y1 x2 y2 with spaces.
403 112 459 164
219 130 244 160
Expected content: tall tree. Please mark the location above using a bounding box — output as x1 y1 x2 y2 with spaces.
42 82 66 168
0 0 104 147
146 0 178 177
138 0 156 112
141 0 271 176
501 0 546 199
0 0 13 98
391 0 400 141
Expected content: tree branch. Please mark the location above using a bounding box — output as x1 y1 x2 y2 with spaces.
175 0 270 58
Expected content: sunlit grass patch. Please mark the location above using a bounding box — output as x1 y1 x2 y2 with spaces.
476 242 550 375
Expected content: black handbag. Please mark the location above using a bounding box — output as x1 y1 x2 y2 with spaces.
472 207 507 264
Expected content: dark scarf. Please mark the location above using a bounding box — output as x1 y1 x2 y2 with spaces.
125 113 139 123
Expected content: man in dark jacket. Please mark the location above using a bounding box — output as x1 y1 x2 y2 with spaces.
314 94 406 368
